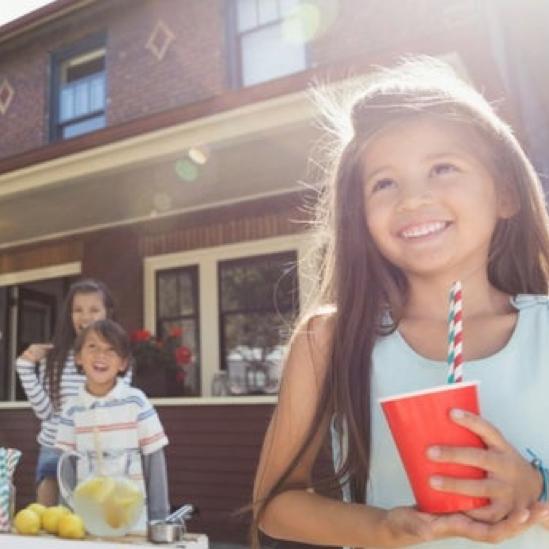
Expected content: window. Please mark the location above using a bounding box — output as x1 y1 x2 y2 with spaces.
231 0 307 86
145 235 313 397
153 266 200 397
51 33 106 140
219 251 299 395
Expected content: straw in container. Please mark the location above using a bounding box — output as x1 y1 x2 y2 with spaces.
0 447 20 532
447 280 464 383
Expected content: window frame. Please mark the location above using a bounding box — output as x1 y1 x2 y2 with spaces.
226 0 309 88
144 234 314 397
217 250 299 378
155 264 201 395
49 32 107 141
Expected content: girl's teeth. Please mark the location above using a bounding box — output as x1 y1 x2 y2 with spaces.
401 222 446 238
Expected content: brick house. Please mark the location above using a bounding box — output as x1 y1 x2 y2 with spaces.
0 0 547 544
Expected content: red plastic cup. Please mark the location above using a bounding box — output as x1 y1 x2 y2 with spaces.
380 381 489 513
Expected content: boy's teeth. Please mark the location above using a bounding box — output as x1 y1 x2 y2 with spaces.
401 221 446 238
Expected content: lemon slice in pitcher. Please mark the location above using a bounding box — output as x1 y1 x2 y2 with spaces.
103 479 144 529
74 476 116 504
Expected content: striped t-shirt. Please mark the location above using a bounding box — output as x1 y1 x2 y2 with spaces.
16 352 132 448
55 379 168 533
55 379 168 457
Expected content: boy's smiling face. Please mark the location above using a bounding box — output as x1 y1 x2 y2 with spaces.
77 330 127 397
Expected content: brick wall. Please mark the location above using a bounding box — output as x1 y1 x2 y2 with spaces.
0 0 226 160
0 0 493 162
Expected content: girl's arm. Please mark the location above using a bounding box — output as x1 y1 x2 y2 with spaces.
254 316 396 547
16 345 54 420
142 448 170 520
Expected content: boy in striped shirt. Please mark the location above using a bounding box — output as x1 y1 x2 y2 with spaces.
55 319 169 532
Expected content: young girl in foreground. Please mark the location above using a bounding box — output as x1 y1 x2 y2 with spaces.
55 319 170 527
253 58 549 547
16 278 129 505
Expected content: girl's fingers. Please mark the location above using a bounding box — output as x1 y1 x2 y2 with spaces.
449 409 507 449
427 445 494 471
429 474 499 498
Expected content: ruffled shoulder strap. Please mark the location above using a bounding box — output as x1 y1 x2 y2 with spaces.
510 294 549 310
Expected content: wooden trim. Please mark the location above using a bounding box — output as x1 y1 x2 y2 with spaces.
0 240 83 275
0 1 98 44
0 395 277 409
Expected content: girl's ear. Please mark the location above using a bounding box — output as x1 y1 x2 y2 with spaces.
497 185 519 219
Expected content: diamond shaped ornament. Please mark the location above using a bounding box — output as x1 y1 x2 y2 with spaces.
0 79 15 115
146 20 175 61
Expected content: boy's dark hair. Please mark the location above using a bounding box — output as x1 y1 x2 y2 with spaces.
74 319 131 366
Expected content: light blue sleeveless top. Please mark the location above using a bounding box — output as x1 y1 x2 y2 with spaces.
332 295 549 548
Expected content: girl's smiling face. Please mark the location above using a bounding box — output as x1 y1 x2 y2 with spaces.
71 291 108 334
77 330 127 396
362 117 513 282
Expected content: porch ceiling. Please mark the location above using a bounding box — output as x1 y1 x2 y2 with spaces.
1 120 319 248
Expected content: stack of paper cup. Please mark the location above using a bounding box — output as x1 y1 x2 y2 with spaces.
0 448 21 532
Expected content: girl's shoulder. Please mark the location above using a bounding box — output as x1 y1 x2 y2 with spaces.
292 305 336 348
511 293 549 310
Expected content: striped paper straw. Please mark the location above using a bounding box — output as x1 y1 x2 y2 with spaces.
0 448 9 532
447 280 464 383
6 448 21 477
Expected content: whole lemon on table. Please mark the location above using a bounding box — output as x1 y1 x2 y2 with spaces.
14 508 41 535
42 505 71 534
25 503 47 527
58 513 86 539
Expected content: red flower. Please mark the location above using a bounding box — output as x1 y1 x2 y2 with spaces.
175 346 192 365
169 326 183 338
131 329 151 343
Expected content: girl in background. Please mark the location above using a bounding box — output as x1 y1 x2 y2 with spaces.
253 58 549 547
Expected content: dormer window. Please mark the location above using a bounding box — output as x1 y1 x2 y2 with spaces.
50 33 106 140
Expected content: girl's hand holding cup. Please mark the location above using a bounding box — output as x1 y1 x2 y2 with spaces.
381 503 549 547
427 409 545 524
21 343 54 363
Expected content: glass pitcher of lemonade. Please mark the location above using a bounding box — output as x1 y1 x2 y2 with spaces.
57 449 145 537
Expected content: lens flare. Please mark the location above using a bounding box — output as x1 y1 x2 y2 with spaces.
188 146 209 165
153 193 172 212
175 158 199 182
282 1 339 45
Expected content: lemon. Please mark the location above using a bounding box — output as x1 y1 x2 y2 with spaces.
75 476 115 504
26 502 46 519
25 503 47 528
58 513 86 539
103 499 127 529
14 508 41 535
42 505 70 534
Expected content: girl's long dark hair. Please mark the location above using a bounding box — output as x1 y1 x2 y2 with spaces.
45 278 115 410
252 57 549 545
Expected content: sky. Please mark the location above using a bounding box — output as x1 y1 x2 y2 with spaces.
0 0 57 27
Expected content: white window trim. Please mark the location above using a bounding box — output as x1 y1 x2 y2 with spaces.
144 233 315 398
0 261 82 403
0 261 81 287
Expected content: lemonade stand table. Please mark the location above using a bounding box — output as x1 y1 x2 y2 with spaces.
1 532 209 548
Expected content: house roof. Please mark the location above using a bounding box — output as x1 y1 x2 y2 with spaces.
0 0 97 45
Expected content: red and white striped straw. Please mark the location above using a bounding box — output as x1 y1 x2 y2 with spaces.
447 280 464 383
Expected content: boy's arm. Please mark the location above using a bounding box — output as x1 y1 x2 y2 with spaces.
142 448 170 520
